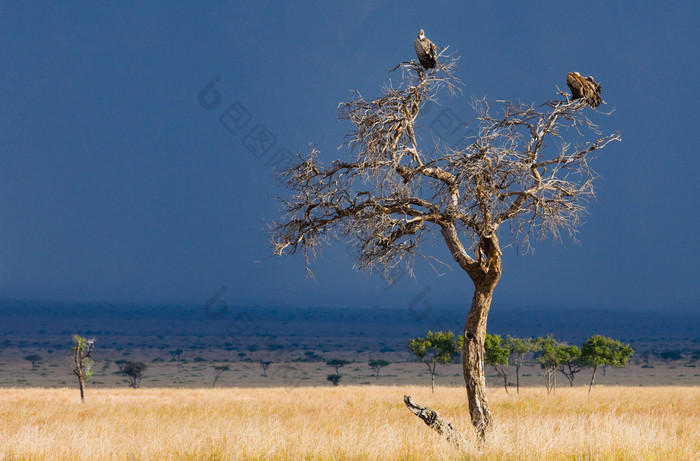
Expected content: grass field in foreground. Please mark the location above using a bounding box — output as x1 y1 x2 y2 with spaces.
0 386 698 460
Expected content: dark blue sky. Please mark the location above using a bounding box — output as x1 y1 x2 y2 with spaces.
1 2 698 312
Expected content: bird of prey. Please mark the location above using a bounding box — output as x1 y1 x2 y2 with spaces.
566 72 603 107
414 29 437 70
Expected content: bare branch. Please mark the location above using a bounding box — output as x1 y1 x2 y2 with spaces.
271 54 620 278
404 395 469 452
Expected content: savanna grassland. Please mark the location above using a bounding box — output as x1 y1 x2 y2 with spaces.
2 302 699 459
1 385 698 460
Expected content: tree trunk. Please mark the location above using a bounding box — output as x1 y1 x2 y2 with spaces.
462 281 497 443
494 366 509 394
418 228 502 447
515 364 520 394
588 365 598 395
426 361 436 394
78 375 85 402
544 368 556 393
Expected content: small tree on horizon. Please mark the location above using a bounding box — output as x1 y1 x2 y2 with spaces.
368 359 390 380
506 336 539 394
557 344 583 386
327 374 342 386
169 349 183 361
72 335 94 402
121 361 147 388
326 359 350 375
408 331 463 394
212 365 229 387
536 336 566 393
115 359 127 372
484 334 510 393
24 354 42 369
259 360 272 377
660 350 682 365
581 335 634 394
691 350 700 366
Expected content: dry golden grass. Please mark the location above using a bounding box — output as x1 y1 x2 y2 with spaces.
0 386 698 460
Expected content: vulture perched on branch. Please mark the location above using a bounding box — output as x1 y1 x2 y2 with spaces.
566 72 603 108
414 29 437 70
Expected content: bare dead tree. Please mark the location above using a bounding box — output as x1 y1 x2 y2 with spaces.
271 52 620 446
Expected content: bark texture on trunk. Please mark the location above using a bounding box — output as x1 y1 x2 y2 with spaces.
78 376 85 402
74 344 87 403
403 395 469 452
463 282 497 443
444 229 503 443
408 227 502 446
588 365 598 395
498 367 509 394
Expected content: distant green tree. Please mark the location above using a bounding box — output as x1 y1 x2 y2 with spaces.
326 359 350 375
212 365 230 387
557 345 582 387
169 349 183 361
484 334 510 393
259 360 272 377
692 350 700 365
301 351 324 362
408 331 463 393
535 336 566 393
72 335 94 402
24 354 42 369
368 359 390 380
660 350 682 364
115 359 127 372
121 361 147 388
580 335 634 394
505 336 539 394
327 374 341 386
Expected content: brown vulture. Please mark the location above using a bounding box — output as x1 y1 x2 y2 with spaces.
414 29 437 69
566 72 603 107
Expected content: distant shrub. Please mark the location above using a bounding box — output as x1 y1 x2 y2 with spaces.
24 354 42 369
121 361 147 388
660 350 683 364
